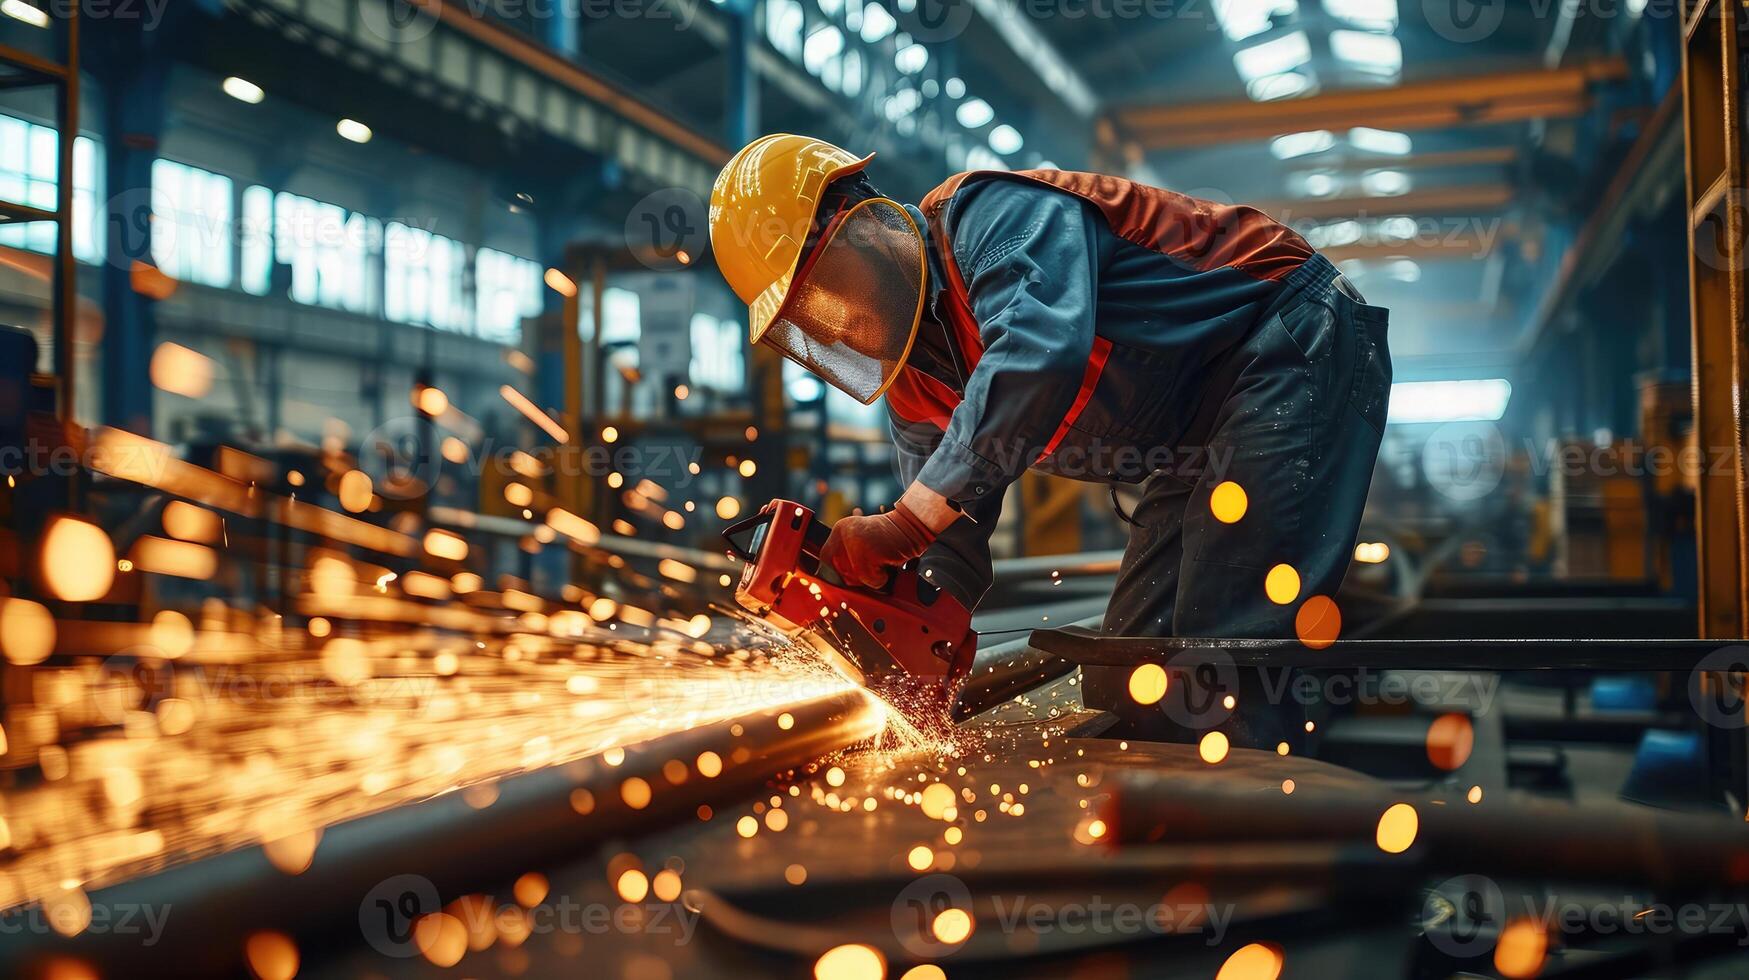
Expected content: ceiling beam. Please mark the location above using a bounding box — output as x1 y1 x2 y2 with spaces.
1321 230 1514 264
1312 146 1520 173
1254 184 1516 222
1114 59 1628 150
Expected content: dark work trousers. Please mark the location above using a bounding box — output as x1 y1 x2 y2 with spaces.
1082 257 1392 752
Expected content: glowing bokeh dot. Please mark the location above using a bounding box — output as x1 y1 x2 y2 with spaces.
1375 802 1419 854
906 844 934 871
1294 595 1340 649
616 869 649 902
0 598 56 665
1199 731 1230 764
41 517 115 601
814 943 885 980
1127 663 1168 705
1494 919 1550 978
901 967 947 980
932 907 973 944
1426 712 1475 770
1215 942 1283 980
244 930 299 980
414 913 467 967
1210 481 1249 523
1264 564 1300 605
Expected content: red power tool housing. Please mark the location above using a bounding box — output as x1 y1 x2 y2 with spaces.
723 499 978 705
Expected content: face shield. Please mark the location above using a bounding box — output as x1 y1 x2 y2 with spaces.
759 198 926 405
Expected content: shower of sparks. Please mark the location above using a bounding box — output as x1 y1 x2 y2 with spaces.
0 427 882 917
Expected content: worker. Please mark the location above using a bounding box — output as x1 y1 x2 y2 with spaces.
708 134 1391 749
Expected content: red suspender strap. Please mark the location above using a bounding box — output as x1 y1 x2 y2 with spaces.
1035 336 1112 463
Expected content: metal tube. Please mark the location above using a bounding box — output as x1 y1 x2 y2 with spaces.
1102 774 1749 892
0 689 882 975
1031 626 1740 672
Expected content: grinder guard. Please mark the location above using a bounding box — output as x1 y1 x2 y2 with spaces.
723 500 978 708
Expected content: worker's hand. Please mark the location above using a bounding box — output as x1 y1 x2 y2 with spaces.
819 501 937 588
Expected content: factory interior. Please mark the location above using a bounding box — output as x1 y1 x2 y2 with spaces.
4 0 1749 977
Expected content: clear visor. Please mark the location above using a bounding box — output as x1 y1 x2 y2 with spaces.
762 199 925 405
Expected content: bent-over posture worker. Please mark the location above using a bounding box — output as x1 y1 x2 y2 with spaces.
708 134 1391 749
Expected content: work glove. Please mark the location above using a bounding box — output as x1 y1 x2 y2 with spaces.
819 502 936 589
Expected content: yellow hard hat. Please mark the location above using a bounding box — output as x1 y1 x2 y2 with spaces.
709 134 874 344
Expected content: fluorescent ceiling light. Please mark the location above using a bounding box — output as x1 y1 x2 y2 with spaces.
222 77 265 104
1388 380 1511 424
1299 172 1339 197
804 26 844 75
1270 130 1335 159
884 89 922 121
1330 30 1402 75
1378 216 1418 240
956 98 994 129
1324 0 1398 30
1384 258 1421 282
1212 0 1299 42
1234 31 1311 82
1247 71 1314 101
1 0 49 27
894 41 928 74
1361 169 1410 196
1349 126 1412 155
1318 219 1362 247
860 3 895 42
964 146 1009 171
988 125 1024 155
336 118 373 144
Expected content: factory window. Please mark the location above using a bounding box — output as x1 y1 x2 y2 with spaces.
239 185 273 296
1324 0 1398 31
689 313 745 393
1388 380 1512 425
385 221 467 331
803 25 843 77
1212 0 1298 42
826 386 882 428
601 286 641 345
0 113 104 263
152 160 234 288
276 193 381 315
858 1 895 42
893 39 927 74
765 0 804 59
475 247 543 345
